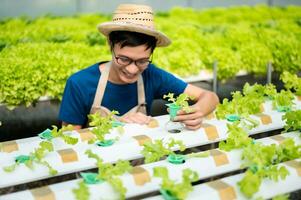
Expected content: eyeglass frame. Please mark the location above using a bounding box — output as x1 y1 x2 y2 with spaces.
112 49 153 69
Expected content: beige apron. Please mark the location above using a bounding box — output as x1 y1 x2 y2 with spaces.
89 62 147 118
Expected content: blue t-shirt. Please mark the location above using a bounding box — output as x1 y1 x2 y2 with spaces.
58 62 188 125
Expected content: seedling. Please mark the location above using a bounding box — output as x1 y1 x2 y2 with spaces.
77 150 132 199
73 181 90 200
238 138 301 198
88 110 120 145
282 110 301 133
154 167 199 200
281 71 301 96
164 93 194 117
3 141 57 175
42 125 78 145
141 138 186 163
272 90 294 112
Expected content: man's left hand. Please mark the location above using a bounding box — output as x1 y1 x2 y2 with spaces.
173 105 204 130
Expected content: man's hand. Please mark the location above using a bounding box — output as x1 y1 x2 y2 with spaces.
119 112 152 125
173 104 204 130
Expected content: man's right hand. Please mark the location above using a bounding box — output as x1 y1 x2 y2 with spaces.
62 121 82 130
119 112 152 125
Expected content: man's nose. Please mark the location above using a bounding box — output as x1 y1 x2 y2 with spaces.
125 62 140 74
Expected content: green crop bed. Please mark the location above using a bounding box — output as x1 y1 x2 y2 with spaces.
0 5 300 108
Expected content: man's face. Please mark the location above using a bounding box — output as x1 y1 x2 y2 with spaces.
111 44 152 84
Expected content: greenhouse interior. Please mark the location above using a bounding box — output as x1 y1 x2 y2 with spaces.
0 0 301 199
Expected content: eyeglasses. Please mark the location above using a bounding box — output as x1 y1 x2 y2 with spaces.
112 49 152 69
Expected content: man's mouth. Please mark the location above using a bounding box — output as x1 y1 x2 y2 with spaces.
121 70 136 79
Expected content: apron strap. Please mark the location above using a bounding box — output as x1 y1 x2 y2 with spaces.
135 75 147 114
90 62 147 117
90 62 111 113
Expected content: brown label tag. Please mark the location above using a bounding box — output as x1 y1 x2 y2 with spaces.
210 149 229 166
270 135 286 144
30 186 55 200
205 112 215 120
77 128 95 142
201 123 219 141
130 166 151 186
255 113 272 125
57 148 78 163
297 96 301 101
207 180 236 200
0 141 19 153
147 119 159 128
133 135 151 146
285 160 301 176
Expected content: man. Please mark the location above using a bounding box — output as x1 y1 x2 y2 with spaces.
59 4 219 130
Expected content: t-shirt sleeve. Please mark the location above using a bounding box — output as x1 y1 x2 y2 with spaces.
151 65 188 99
58 77 88 125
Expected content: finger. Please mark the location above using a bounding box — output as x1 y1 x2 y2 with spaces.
135 113 152 124
145 116 152 124
132 114 152 124
129 116 145 124
186 124 202 130
174 112 202 122
177 106 198 115
140 113 152 123
120 113 150 124
183 118 203 126
142 116 152 124
177 109 193 115
121 117 135 123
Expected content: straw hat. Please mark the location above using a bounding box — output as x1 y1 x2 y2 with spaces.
98 4 171 47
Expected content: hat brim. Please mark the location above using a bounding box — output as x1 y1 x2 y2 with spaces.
98 22 171 47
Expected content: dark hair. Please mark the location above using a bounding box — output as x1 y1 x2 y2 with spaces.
109 31 157 52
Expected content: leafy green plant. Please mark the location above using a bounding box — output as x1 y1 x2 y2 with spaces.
0 42 106 109
239 41 273 75
1 6 301 107
86 32 106 46
87 110 119 144
216 90 263 119
207 46 242 81
260 30 301 74
218 114 301 198
272 90 294 111
219 122 252 151
263 84 278 99
141 138 186 163
72 181 90 200
282 110 301 132
215 83 265 129
83 150 132 199
238 138 301 197
220 83 293 114
238 166 289 198
274 139 301 164
3 141 57 175
50 125 78 145
281 71 301 96
0 39 7 51
163 93 193 113
242 83 277 100
241 138 301 168
216 83 298 129
47 34 70 43
153 167 199 200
